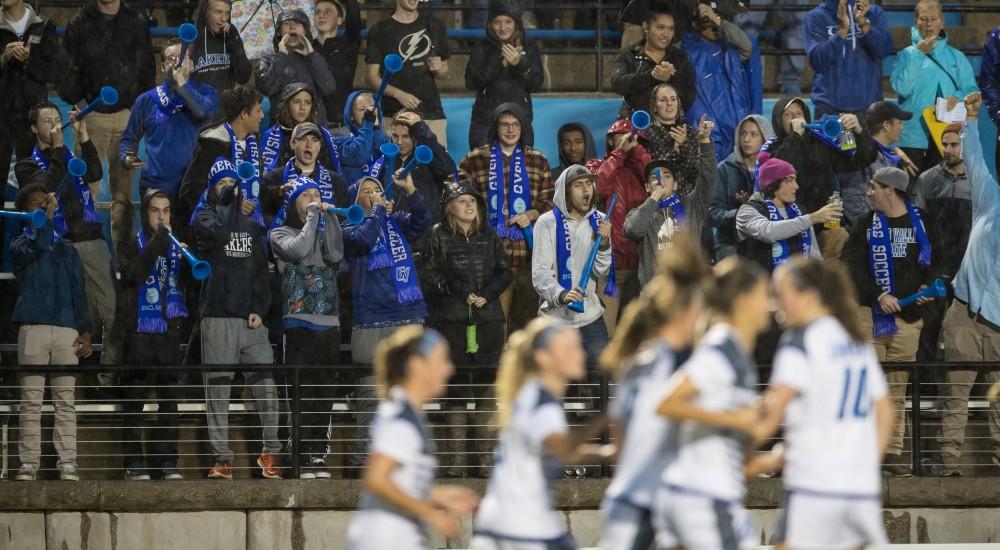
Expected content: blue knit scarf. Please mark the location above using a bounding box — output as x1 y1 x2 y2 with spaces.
488 143 529 241
224 123 264 227
150 81 186 125
136 229 187 334
765 199 810 267
368 216 423 304
552 207 617 299
658 194 686 223
261 124 342 175
32 146 99 230
867 203 931 338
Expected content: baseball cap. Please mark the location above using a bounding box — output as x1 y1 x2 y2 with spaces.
866 101 914 128
872 166 909 193
561 164 596 184
292 122 323 141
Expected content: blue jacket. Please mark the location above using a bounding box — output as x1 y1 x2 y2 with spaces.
343 186 431 328
891 28 978 149
120 81 219 195
11 220 93 333
803 0 892 113
952 121 1000 326
980 26 1000 123
334 90 389 185
682 26 755 162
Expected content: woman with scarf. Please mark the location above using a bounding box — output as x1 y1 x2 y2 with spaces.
269 177 345 478
259 82 342 177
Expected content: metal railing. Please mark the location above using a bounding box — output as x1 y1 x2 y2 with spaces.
0 361 996 481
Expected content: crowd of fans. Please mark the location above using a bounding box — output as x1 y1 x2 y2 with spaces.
1 0 999 481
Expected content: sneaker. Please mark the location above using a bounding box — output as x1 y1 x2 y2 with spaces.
126 468 150 481
207 462 233 480
257 453 282 479
881 454 912 477
15 464 36 481
161 463 183 481
59 463 80 481
299 469 317 480
310 457 331 480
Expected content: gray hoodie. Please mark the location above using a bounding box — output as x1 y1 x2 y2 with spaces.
532 166 612 328
270 205 345 327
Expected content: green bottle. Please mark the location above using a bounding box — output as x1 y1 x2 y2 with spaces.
466 304 479 354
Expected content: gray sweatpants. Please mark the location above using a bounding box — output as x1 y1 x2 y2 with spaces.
201 317 281 462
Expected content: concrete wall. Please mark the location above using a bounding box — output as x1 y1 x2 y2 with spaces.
3 508 1000 550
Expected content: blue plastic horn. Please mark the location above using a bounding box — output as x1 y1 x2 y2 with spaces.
568 193 619 314
898 278 948 308
803 117 843 139
0 209 46 229
398 145 434 179
327 204 365 225
68 157 88 177
628 110 651 139
236 161 256 181
522 225 533 250
379 142 400 199
177 23 199 62
160 224 212 280
373 53 405 109
62 86 119 130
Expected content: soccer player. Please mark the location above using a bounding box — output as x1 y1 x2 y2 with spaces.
598 236 706 550
346 327 478 549
472 317 614 549
754 257 894 549
654 257 771 550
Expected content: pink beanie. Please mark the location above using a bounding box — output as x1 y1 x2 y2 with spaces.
756 152 796 191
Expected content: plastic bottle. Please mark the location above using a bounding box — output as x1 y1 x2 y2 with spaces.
825 191 843 230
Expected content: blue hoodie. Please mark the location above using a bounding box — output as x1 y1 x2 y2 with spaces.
803 0 892 113
333 90 389 185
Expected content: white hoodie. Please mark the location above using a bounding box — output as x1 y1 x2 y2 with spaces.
531 167 612 327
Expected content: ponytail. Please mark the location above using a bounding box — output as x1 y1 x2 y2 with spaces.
373 326 444 398
704 256 768 318
495 317 567 429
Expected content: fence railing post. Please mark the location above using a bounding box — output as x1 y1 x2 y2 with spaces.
910 363 923 476
291 366 302 480
599 370 610 477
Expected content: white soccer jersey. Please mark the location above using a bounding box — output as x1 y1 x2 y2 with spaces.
474 379 570 542
770 316 888 497
663 324 759 503
604 341 685 509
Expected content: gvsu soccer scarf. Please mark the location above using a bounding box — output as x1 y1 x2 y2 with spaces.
765 199 811 267
552 207 617 299
487 143 530 241
261 124 343 174
136 229 187 334
149 81 186 125
367 216 423 305
224 123 264 227
867 204 931 337
32 146 98 232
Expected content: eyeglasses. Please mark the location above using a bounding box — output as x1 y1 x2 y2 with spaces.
499 122 521 130
164 55 180 64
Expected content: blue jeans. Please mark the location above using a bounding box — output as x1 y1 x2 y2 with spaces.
577 317 610 369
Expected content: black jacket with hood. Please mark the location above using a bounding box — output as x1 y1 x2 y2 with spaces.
392 120 456 250
189 0 252 93
177 123 243 238
194 179 270 320
766 96 880 216
465 0 544 132
611 39 696 119
60 0 155 112
421 182 512 325
551 122 597 180
0 5 62 119
313 0 363 126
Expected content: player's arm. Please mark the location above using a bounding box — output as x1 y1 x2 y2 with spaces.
362 454 460 536
749 384 797 448
543 415 615 464
874 395 894 458
657 374 758 433
744 443 785 479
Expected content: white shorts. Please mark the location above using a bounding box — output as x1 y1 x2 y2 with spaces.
775 489 888 550
471 532 577 550
653 485 756 550
347 510 427 550
599 498 656 550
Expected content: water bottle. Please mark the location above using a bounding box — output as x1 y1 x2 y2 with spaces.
466 305 479 354
839 129 857 152
824 191 843 230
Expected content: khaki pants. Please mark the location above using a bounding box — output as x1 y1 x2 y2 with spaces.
817 227 848 266
424 118 448 151
84 110 134 249
600 268 640 336
17 325 79 468
73 239 119 365
499 265 539 336
939 301 1000 466
858 307 922 455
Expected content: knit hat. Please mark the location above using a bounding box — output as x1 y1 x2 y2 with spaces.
488 0 522 22
756 152 795 191
208 157 238 187
284 176 320 205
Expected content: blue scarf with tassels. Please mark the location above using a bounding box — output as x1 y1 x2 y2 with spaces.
658 194 686 223
136 229 187 334
552 207 617 299
32 146 98 232
868 203 931 338
368 215 423 305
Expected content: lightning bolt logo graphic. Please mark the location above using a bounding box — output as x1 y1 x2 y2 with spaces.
398 29 433 62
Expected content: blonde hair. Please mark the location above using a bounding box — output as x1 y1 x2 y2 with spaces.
444 194 481 235
600 234 706 376
494 317 566 429
373 325 427 398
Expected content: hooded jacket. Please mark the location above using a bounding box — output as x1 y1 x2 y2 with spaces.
177 123 247 236
766 96 879 215
111 190 192 351
194 179 270 319
11 215 92 333
983 27 1000 123
255 21 337 126
588 118 650 271
421 183 512 324
189 0 252 93
681 24 754 162
0 5 62 119
59 0 155 112
313 0 363 127
709 114 775 259
458 102 553 268
342 178 431 328
391 120 456 250
334 90 389 185
611 39 696 119
532 168 612 328
803 0 892 113
891 28 979 150
552 122 597 180
465 0 544 131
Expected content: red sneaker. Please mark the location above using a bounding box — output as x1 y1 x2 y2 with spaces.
207 462 232 480
257 453 282 479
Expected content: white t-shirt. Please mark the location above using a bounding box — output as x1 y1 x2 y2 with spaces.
359 386 438 515
10 11 30 40
770 316 888 497
663 324 758 502
605 341 684 509
475 379 569 541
